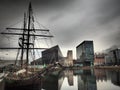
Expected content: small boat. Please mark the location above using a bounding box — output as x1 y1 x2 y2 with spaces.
1 2 53 89
0 73 4 78
0 73 4 82
0 72 8 82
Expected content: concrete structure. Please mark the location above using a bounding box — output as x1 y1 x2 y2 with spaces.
64 50 73 66
76 41 94 66
42 45 63 65
94 53 105 66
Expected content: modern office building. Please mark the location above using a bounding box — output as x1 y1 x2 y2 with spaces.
42 45 63 65
105 49 120 65
76 41 94 66
110 49 120 65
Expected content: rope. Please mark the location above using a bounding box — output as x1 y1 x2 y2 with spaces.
0 19 23 33
36 49 41 58
33 13 48 29
15 48 20 65
31 13 54 48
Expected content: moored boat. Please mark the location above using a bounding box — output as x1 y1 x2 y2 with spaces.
0 2 53 88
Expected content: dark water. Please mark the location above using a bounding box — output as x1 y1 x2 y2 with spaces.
0 69 120 90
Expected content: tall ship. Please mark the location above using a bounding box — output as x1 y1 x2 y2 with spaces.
0 2 53 89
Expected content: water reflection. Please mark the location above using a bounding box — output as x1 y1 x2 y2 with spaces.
64 70 74 86
0 69 120 90
94 69 120 90
111 71 120 87
94 69 120 87
77 70 97 90
42 70 64 90
94 69 107 81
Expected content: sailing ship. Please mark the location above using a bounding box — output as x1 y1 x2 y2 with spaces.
0 2 53 88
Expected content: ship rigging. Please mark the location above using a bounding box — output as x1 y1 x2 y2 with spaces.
0 2 53 69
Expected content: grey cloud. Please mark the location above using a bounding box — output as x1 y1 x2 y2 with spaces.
47 0 120 50
0 0 120 58
103 29 120 47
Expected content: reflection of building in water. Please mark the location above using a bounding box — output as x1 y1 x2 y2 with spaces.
78 75 85 90
94 69 120 87
73 69 84 75
106 70 112 80
111 71 120 87
64 70 74 86
94 69 107 81
42 70 64 90
78 70 97 90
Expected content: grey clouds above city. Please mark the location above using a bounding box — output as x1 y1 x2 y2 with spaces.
0 0 120 58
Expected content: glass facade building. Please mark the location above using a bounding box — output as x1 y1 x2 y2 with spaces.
76 41 94 66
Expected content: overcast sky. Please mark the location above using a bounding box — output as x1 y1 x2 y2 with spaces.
0 0 120 59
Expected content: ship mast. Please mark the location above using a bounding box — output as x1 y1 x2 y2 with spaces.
0 2 53 69
20 13 26 68
26 2 32 70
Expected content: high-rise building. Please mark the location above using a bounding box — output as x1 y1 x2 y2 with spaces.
76 41 94 66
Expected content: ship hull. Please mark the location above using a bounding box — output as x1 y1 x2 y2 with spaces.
4 75 41 90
